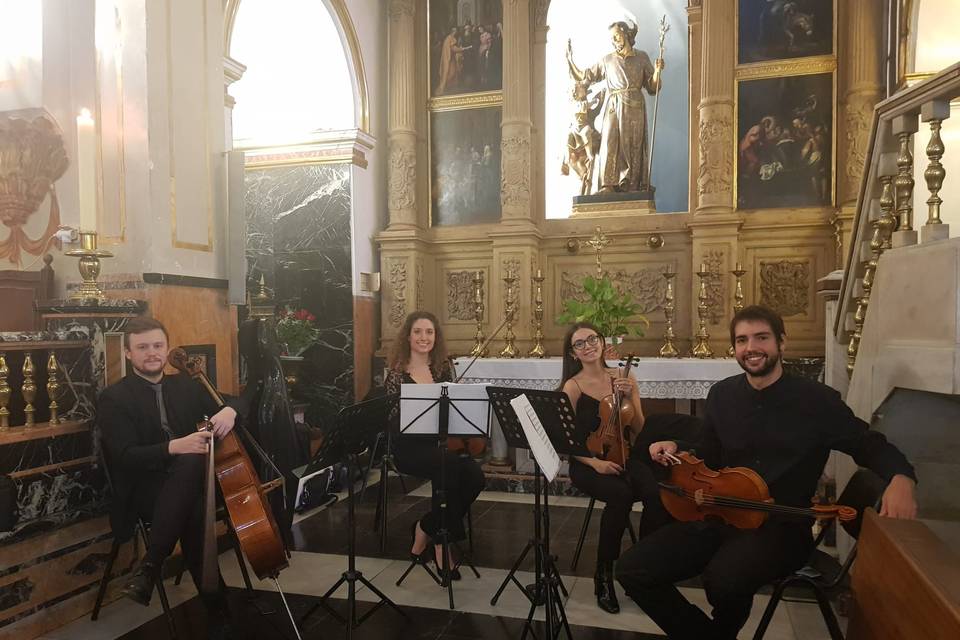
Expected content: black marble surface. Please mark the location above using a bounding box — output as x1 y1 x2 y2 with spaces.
38 299 147 313
245 164 355 428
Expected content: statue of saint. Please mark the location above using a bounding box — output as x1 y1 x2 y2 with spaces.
566 21 664 194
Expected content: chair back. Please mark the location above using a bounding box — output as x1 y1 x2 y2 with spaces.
836 468 888 540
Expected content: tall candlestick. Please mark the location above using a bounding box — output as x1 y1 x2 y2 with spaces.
76 109 97 232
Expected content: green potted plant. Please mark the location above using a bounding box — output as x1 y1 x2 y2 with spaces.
556 275 649 354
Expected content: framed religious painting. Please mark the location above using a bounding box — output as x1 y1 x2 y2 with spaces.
429 0 503 100
735 71 835 210
430 106 502 226
737 0 834 65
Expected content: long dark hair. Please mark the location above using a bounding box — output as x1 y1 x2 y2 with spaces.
557 321 607 391
389 310 450 375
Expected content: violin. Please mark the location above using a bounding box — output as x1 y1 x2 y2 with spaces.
447 435 486 457
658 452 857 530
168 348 289 582
586 355 637 467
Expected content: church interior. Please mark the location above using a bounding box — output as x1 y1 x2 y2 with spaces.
1 0 959 638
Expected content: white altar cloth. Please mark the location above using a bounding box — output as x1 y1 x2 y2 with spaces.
453 357 743 399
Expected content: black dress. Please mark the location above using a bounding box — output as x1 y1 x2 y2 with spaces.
567 389 670 565
385 365 485 542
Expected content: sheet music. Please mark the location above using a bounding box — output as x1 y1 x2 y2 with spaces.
510 394 561 482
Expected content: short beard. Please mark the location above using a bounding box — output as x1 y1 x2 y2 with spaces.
737 350 781 378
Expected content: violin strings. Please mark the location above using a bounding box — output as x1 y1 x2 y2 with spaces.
673 488 817 518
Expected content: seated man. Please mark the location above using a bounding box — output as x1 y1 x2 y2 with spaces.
617 305 917 640
98 316 246 631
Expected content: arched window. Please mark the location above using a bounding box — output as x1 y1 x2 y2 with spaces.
230 0 355 145
544 0 688 217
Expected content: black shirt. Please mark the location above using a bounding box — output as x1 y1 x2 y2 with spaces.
682 372 916 510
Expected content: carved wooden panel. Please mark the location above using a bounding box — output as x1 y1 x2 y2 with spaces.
759 259 810 317
445 270 476 321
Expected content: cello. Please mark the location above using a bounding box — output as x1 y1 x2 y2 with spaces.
658 452 856 529
168 348 303 639
585 355 638 468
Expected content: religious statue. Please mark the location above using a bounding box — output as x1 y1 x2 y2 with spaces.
566 20 666 195
561 80 605 196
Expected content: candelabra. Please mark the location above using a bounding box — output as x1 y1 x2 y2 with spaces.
0 354 10 430
690 263 714 359
66 231 114 302
727 263 747 357
469 271 488 358
499 269 519 358
22 354 37 427
659 269 680 358
47 352 61 425
527 269 547 358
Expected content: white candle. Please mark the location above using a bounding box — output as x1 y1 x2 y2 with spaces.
76 109 96 232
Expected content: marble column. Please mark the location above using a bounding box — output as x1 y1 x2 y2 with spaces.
695 0 735 215
387 0 418 230
840 0 884 208
501 0 534 225
689 0 737 352
687 2 704 213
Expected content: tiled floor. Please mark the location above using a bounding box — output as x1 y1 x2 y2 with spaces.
46 475 843 639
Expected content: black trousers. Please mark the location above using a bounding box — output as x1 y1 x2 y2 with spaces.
131 453 226 611
395 439 485 542
569 457 672 564
616 519 814 640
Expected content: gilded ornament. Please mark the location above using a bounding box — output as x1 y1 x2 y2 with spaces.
388 142 416 212
759 260 809 317
701 249 725 324
387 259 408 327
0 113 69 266
501 136 531 210
0 354 10 430
697 117 733 197
446 271 477 321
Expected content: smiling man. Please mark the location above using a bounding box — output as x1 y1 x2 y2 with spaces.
615 305 918 640
98 316 246 638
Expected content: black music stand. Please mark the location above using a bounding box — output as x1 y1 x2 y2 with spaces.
394 383 488 610
486 386 583 640
300 395 408 638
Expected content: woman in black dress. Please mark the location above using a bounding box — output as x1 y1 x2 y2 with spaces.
385 311 485 576
559 322 671 613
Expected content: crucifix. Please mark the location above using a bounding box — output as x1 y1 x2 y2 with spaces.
582 226 611 279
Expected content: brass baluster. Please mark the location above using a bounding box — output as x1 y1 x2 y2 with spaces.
47 352 61 425
691 263 713 359
659 269 679 358
469 271 488 358
527 269 546 358
0 354 10 431
22 353 37 427
920 100 950 242
892 115 918 246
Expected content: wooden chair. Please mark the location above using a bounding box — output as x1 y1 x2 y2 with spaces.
0 254 54 331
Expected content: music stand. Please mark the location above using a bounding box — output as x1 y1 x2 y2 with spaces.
486 386 583 640
300 395 408 637
394 383 488 610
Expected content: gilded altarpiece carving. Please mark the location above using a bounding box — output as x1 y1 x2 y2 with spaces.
759 260 810 317
446 270 477 321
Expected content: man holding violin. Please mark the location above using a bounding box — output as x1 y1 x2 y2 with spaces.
98 317 246 634
616 305 917 640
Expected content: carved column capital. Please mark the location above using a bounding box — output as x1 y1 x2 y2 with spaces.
696 0 735 214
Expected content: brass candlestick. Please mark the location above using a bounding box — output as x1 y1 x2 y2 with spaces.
22 353 37 427
691 263 714 358
469 271 488 358
528 269 547 358
47 352 60 425
659 269 680 358
0 354 10 430
499 269 519 358
66 231 114 302
727 263 747 357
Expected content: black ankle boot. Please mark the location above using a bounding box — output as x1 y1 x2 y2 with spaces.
121 560 160 606
594 561 620 614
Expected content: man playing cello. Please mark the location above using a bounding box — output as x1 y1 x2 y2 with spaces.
616 305 917 639
99 317 246 636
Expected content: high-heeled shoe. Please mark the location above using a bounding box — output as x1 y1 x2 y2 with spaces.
433 546 461 581
408 521 431 563
595 561 620 614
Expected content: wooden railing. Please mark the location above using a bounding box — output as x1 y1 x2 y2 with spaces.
835 62 960 376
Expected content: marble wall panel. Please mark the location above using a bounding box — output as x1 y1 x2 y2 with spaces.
245 164 354 428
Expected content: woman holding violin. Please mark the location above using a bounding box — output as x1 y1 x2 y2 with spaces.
386 311 485 577
559 322 671 614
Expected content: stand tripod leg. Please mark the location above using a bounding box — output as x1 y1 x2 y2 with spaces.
273 578 303 640
358 574 409 620
490 539 536 605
